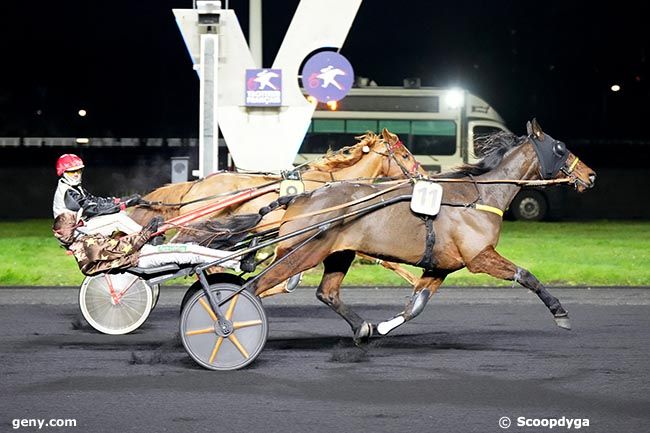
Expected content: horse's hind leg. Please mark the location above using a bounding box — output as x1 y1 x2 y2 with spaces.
466 246 571 330
315 250 371 344
376 270 446 335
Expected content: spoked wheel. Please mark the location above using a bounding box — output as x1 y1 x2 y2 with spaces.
79 273 153 335
180 283 268 371
180 273 246 313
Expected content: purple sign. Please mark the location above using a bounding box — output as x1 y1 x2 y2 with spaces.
245 69 282 107
301 51 354 102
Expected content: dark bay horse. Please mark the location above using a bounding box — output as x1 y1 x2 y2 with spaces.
242 120 596 342
129 130 426 226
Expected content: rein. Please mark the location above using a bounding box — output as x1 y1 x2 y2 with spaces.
140 179 283 208
430 177 573 186
247 180 412 233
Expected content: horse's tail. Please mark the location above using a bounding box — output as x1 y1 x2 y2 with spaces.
172 195 297 248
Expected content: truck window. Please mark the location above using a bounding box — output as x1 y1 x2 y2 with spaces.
472 125 505 157
410 120 457 155
473 125 503 140
378 120 410 134
302 119 351 153
302 118 458 155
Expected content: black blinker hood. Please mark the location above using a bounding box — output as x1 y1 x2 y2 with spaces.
530 133 569 179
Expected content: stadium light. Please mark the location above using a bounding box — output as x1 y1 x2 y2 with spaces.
610 84 621 92
78 109 87 117
445 89 464 109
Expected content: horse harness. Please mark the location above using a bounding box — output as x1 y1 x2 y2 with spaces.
415 216 437 269
415 175 503 269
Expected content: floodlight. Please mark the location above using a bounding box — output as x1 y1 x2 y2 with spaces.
445 89 464 109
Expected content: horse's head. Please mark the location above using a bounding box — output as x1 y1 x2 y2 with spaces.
379 129 428 178
526 119 596 192
308 131 426 180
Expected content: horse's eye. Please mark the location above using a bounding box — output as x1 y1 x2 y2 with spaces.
553 142 566 157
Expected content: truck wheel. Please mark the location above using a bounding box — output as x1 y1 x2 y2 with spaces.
511 190 548 221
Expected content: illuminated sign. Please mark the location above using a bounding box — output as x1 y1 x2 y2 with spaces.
301 51 354 103
245 69 282 107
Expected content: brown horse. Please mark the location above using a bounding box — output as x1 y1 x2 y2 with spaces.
129 130 426 227
241 119 596 342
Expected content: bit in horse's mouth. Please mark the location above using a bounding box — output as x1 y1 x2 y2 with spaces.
573 178 593 192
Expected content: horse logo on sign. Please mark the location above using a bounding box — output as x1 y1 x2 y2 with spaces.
245 69 282 106
316 65 346 90
301 51 354 102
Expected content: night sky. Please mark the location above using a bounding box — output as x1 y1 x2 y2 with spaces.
2 0 648 140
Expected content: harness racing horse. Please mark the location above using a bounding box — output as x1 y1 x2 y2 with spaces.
242 120 596 342
144 130 426 296
129 129 426 227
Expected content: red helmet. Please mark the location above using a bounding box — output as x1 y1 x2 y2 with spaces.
56 154 85 177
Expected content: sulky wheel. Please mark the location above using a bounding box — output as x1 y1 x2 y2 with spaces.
180 273 246 313
180 283 268 371
79 273 153 335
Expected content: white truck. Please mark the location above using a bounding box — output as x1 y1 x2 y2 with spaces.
296 85 561 220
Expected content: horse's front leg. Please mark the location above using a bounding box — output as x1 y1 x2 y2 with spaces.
315 250 372 344
375 270 446 335
466 246 571 329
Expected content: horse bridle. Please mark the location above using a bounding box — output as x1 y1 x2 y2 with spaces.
529 134 585 188
372 140 422 180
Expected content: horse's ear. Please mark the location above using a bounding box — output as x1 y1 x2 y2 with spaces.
526 121 533 136
381 128 398 144
531 118 545 140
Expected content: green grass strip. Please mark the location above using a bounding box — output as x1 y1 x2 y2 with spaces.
0 220 648 287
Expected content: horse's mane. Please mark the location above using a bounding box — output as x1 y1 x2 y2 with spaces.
434 131 524 178
307 132 380 172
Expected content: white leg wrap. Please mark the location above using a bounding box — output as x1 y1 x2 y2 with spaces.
376 315 405 335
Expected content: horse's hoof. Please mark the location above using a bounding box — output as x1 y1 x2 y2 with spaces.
353 322 373 346
554 315 571 330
